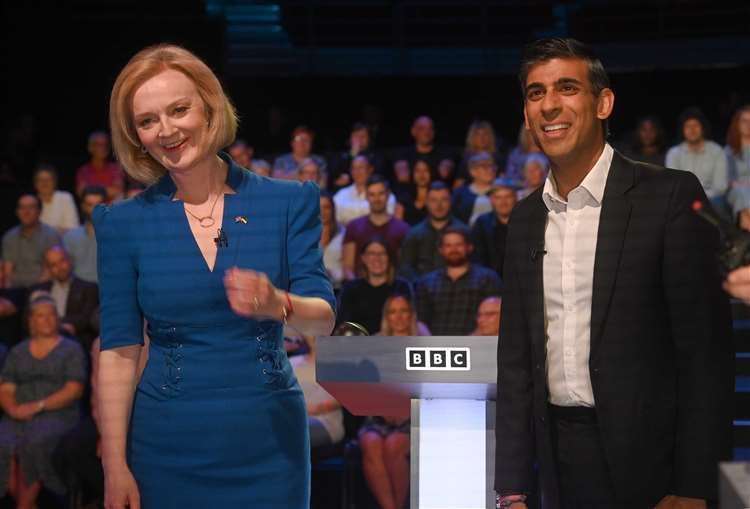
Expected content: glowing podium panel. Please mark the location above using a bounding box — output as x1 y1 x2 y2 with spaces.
316 335 497 509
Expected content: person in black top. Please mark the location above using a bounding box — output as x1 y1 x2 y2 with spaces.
471 178 518 277
337 239 412 335
395 158 436 226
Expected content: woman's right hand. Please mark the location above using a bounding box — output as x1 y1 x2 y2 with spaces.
104 467 141 509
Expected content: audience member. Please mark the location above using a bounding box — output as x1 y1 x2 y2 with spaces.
516 153 549 200
455 120 506 187
359 295 427 509
395 158 435 226
725 105 750 226
470 296 501 336
343 176 409 280
2 194 61 289
250 159 271 177
471 178 518 277
289 334 344 448
62 186 106 284
272 126 327 180
328 122 383 191
452 152 497 225
28 246 99 350
228 139 254 169
0 295 86 508
666 107 728 209
505 124 548 182
334 155 396 226
297 158 326 189
320 193 345 289
337 239 412 335
393 116 455 185
398 182 467 281
34 165 79 235
0 271 25 348
415 227 501 335
619 116 666 166
75 131 124 202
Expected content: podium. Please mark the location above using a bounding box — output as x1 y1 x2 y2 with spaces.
316 335 497 509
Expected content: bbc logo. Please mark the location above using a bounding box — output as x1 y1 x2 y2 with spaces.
405 347 471 371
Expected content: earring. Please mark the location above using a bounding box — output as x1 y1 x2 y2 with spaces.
140 145 148 154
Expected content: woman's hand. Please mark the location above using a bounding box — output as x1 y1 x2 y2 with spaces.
224 267 285 320
104 466 140 509
11 402 41 421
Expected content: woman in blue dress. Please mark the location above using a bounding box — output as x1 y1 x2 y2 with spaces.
96 44 336 509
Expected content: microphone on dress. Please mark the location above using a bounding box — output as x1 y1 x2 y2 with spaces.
215 228 229 248
530 245 547 262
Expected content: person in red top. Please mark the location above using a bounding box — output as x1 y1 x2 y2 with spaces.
75 132 124 202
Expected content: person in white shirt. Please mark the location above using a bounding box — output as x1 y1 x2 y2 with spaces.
333 155 395 226
34 165 79 235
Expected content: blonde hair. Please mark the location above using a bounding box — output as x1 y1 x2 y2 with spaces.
378 294 419 336
465 120 497 155
109 44 238 184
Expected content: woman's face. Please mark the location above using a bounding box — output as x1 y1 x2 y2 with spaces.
473 127 492 150
34 170 56 196
29 303 58 338
362 242 389 278
412 161 432 187
132 69 212 175
739 110 750 138
386 297 412 335
638 120 657 147
320 196 333 224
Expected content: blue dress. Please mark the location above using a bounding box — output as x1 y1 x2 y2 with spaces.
93 153 335 508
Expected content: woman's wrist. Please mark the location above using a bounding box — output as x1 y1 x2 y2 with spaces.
36 399 46 412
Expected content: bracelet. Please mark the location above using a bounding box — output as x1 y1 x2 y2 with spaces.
281 292 294 324
37 400 46 412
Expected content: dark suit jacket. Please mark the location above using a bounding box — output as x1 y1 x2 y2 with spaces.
494 151 734 506
29 277 99 347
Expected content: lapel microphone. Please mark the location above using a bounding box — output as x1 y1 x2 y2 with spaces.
530 245 547 261
214 228 229 248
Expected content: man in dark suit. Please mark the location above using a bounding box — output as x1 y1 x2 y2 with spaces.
494 38 733 509
29 245 99 349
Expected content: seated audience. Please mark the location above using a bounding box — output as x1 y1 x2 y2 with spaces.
724 105 750 227
272 126 327 180
393 116 456 186
63 186 106 284
334 155 396 226
320 193 345 289
359 294 428 509
415 227 502 335
398 182 467 282
0 294 86 508
0 284 24 349
343 176 409 280
395 158 435 226
505 123 548 182
297 158 326 189
328 122 383 191
34 165 79 235
471 178 517 277
619 116 666 166
452 152 496 225
75 131 124 202
470 296 501 336
516 153 548 200
2 194 61 289
289 334 344 448
250 159 271 177
29 246 99 350
455 120 506 187
337 239 412 335
228 139 254 169
666 107 728 211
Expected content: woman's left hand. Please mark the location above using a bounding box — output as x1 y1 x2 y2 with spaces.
13 402 41 421
224 267 284 320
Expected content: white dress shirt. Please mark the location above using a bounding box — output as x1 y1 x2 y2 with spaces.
332 184 396 226
542 143 613 407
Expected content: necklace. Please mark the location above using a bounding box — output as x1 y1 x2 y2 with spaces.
184 191 221 228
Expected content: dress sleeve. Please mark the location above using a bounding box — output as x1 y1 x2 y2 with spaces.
92 203 144 349
286 181 336 313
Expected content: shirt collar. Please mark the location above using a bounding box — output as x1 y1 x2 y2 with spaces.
542 143 613 211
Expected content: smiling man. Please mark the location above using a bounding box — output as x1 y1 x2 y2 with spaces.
494 38 733 509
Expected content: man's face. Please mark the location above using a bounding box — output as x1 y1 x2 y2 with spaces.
366 183 389 214
490 188 516 217
439 232 471 267
524 161 547 188
523 58 613 162
475 298 501 335
350 128 369 151
426 189 451 221
682 118 704 144
16 195 40 226
229 144 253 168
638 120 657 147
351 157 373 186
298 161 320 183
411 117 435 146
81 193 105 222
88 133 110 160
291 132 312 155
45 249 72 282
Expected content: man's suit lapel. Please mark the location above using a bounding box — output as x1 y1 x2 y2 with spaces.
522 193 548 358
590 152 636 358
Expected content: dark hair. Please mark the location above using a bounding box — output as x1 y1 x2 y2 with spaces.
427 181 450 194
351 122 369 134
439 225 472 246
366 174 389 190
519 38 611 135
631 115 665 152
18 192 42 209
291 125 314 140
33 163 58 181
678 107 711 141
81 185 108 203
319 190 339 235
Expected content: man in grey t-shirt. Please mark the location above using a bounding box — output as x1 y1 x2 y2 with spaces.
2 194 61 289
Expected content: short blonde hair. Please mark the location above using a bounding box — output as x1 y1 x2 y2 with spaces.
109 44 238 184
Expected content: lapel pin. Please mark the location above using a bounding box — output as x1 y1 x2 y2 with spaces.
234 215 248 224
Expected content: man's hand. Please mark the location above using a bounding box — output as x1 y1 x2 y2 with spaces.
723 265 750 304
654 495 706 509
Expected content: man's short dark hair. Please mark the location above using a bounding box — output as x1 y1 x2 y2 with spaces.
439 225 472 246
33 163 58 181
366 174 389 190
81 185 108 203
427 181 450 194
18 192 41 209
351 122 369 134
678 107 711 140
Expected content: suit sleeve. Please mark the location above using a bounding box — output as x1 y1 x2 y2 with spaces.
662 172 734 499
286 181 336 313
494 210 535 494
92 204 144 350
62 282 98 337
